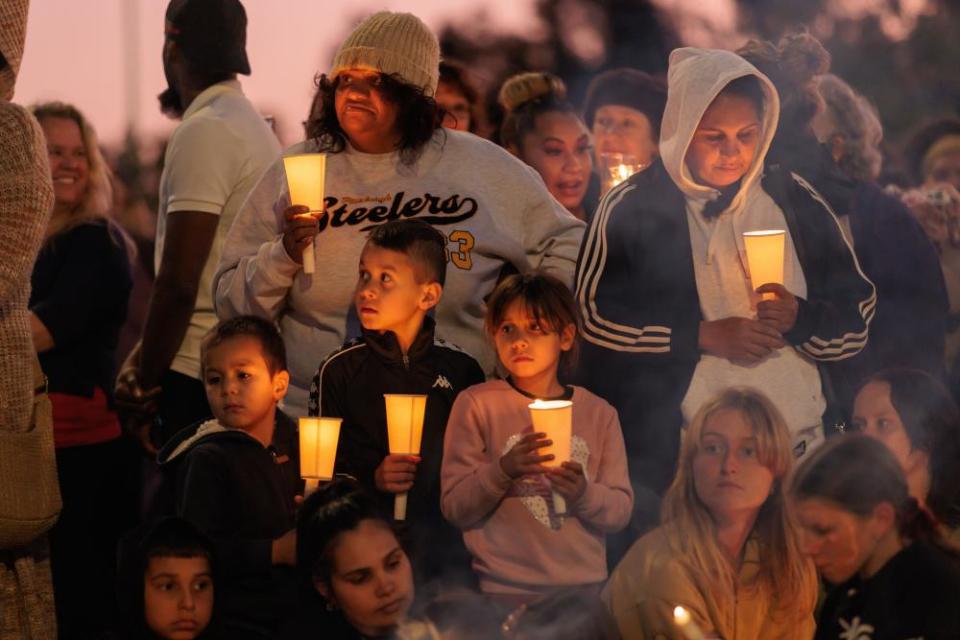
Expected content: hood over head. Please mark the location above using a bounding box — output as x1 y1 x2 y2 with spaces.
0 0 28 100
659 47 780 213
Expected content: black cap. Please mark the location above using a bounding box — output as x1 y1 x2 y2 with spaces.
165 0 251 76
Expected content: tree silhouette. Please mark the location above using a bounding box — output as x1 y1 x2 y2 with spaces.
438 0 679 135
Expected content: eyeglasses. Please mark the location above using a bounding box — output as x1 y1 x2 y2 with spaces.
594 116 643 136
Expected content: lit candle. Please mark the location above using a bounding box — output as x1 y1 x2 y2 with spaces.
599 152 648 195
528 399 573 515
742 229 786 301
299 417 342 495
384 394 427 521
673 606 706 640
283 153 326 275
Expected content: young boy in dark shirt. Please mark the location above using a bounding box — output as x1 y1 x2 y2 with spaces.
157 316 300 639
308 220 484 586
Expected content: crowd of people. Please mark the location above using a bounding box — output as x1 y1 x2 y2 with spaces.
4 0 960 638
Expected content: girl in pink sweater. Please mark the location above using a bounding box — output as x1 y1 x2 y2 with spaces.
441 273 633 603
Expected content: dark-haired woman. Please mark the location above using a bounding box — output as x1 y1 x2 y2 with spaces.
792 435 960 640
852 369 960 536
575 47 875 520
437 60 482 135
498 72 594 222
279 479 415 639
215 12 583 416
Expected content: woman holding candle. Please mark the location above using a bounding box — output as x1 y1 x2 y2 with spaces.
739 36 948 421
499 72 596 222
575 47 875 510
441 273 632 605
214 11 584 418
27 101 139 636
582 68 667 196
792 435 960 639
603 388 818 640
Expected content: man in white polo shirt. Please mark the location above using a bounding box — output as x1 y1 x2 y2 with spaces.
116 0 280 448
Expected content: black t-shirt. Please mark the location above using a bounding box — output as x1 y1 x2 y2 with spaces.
30 220 132 398
816 540 960 640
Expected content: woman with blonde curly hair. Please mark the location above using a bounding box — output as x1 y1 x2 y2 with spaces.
603 388 817 640
28 100 138 636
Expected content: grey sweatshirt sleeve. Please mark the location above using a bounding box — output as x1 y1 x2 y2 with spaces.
213 158 301 321
517 165 585 287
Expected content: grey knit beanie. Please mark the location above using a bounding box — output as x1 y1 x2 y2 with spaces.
330 11 440 96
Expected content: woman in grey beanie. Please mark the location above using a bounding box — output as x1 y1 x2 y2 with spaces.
215 11 584 417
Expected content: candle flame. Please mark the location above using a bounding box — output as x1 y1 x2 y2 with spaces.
528 399 573 410
673 606 690 625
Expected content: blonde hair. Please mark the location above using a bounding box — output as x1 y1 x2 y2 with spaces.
817 74 883 182
30 101 114 237
498 71 579 151
661 388 810 619
498 71 567 113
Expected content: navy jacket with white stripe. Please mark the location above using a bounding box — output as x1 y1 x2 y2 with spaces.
308 316 485 582
574 160 876 494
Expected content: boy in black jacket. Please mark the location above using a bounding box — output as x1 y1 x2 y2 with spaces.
156 316 300 639
308 220 485 586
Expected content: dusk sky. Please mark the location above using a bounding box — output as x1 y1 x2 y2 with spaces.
16 0 547 147
16 1 924 150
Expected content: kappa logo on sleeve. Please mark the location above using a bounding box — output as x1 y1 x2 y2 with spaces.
432 375 453 390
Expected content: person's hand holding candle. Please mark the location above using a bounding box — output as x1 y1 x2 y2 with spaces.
375 453 421 493
281 204 319 265
499 431 554 478
755 283 799 334
698 317 785 365
548 461 586 502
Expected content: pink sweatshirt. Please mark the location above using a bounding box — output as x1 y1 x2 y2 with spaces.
441 379 633 596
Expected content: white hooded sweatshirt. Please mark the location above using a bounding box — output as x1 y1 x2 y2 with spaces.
660 48 825 438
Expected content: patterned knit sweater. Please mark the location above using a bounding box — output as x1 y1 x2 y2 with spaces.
0 101 54 433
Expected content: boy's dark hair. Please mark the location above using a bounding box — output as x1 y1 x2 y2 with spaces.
116 517 219 637
718 74 766 116
367 219 448 287
200 315 287 374
296 478 398 585
142 516 215 563
306 72 444 166
485 273 580 370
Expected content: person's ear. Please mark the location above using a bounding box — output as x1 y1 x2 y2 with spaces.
272 370 290 400
559 323 576 352
419 282 442 311
313 579 337 610
829 133 846 165
905 447 929 477
870 501 897 538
